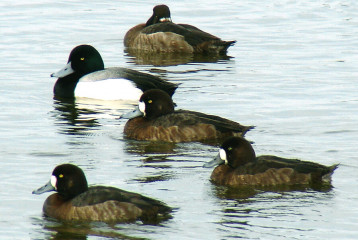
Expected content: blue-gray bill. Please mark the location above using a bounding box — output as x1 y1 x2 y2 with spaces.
51 61 74 78
120 106 143 119
32 180 55 195
203 154 224 168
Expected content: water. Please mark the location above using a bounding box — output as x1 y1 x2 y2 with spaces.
1 0 358 239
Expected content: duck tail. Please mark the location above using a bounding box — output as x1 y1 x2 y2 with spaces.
218 40 236 55
322 164 339 184
242 125 255 136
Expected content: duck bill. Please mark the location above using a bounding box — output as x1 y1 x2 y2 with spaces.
121 106 144 119
51 62 74 78
203 153 225 168
32 180 55 195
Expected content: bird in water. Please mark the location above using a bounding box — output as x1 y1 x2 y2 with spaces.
124 5 236 54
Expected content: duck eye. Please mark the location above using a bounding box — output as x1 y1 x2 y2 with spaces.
148 100 152 104
227 147 232 152
59 174 64 178
80 57 85 61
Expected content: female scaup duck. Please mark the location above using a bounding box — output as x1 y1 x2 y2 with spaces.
32 164 172 223
52 45 178 100
204 137 338 188
124 5 236 54
122 89 253 143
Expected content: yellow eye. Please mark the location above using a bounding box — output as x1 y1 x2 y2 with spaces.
59 174 64 178
148 100 152 104
80 57 85 61
228 147 232 151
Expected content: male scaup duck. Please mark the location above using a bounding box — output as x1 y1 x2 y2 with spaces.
52 44 178 100
32 164 172 223
204 137 338 189
124 5 236 54
122 89 253 143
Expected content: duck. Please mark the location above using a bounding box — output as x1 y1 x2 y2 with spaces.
121 89 253 143
32 164 172 223
203 136 338 189
124 5 236 54
52 44 178 100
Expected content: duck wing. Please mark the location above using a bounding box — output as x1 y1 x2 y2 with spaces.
154 110 253 135
72 186 169 210
71 186 172 223
142 22 230 47
240 155 338 177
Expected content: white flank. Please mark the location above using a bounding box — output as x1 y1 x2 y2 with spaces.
75 79 143 101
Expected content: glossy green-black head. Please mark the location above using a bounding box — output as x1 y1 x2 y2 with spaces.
67 45 104 74
51 45 104 79
146 5 172 26
204 137 256 168
33 164 88 200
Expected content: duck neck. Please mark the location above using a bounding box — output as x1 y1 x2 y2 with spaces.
145 15 156 26
53 73 82 99
59 183 88 201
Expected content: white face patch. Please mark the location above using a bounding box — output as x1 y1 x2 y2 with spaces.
139 101 146 116
50 175 57 190
159 17 171 22
219 148 228 165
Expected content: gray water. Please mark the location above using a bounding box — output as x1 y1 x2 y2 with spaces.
1 0 358 239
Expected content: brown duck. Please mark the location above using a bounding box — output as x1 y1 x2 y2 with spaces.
122 89 253 143
33 164 172 223
204 137 338 189
124 5 236 54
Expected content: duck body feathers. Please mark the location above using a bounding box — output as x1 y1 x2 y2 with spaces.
124 110 253 143
43 186 172 223
124 22 235 54
210 156 338 188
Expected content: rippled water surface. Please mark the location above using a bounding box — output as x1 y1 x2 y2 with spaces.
1 0 358 239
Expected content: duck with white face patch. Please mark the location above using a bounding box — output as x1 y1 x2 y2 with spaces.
121 89 254 143
124 4 236 54
32 164 172 223
204 136 339 189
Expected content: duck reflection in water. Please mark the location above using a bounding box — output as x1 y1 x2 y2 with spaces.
52 99 101 136
53 97 137 136
125 49 233 67
43 222 148 240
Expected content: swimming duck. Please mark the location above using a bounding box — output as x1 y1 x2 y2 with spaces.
32 164 172 223
52 44 178 100
122 89 253 143
204 137 338 188
124 5 236 54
